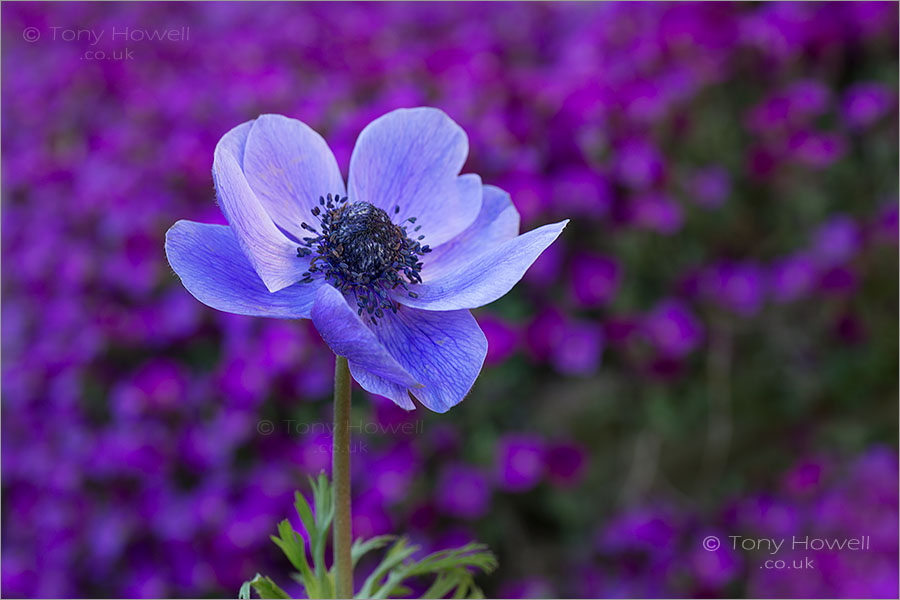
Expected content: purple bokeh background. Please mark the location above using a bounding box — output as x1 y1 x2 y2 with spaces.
2 2 897 598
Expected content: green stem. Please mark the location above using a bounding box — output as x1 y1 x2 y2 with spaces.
333 354 353 598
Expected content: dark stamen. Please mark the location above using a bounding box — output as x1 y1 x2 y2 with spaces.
296 194 428 323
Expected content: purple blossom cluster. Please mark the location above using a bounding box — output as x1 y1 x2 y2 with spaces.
565 447 898 599
2 2 897 598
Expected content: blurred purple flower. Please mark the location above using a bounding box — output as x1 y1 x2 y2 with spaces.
747 144 780 179
496 170 549 225
844 1 900 38
479 314 520 366
769 253 817 303
689 531 740 588
165 108 567 412
496 435 545 492
749 448 899 598
570 253 621 307
258 322 306 373
604 315 641 346
841 82 894 129
498 577 555 599
706 261 766 316
117 359 187 415
352 490 394 539
545 441 588 487
784 79 831 118
292 430 333 474
819 266 859 295
688 165 731 209
632 192 684 234
734 494 799 538
550 319 605 376
217 354 267 410
525 307 566 362
786 130 846 169
643 299 704 358
782 457 825 496
598 505 680 554
179 421 237 472
552 167 613 219
293 359 335 400
809 215 861 266
615 138 666 189
619 79 672 125
523 239 565 286
429 527 479 554
746 79 830 133
366 443 419 504
874 200 899 244
435 464 491 520
370 390 420 433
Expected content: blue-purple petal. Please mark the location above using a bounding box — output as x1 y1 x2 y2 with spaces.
310 285 420 388
347 365 416 410
350 306 487 413
165 220 320 319
398 219 569 311
242 114 346 241
213 121 309 292
422 184 521 280
348 107 481 247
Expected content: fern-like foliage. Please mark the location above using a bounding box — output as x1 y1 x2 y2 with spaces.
239 472 497 599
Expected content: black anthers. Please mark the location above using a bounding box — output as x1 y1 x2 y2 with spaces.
296 194 429 322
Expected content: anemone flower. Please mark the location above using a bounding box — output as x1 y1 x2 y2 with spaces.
165 107 566 596
166 107 567 413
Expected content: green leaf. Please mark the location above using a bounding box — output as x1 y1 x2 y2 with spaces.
293 491 316 543
309 472 335 598
451 577 473 600
270 520 317 597
366 541 497 599
241 574 290 600
358 538 420 598
400 542 498 579
352 535 397 567
390 584 415 597
420 572 459 599
243 476 497 599
450 576 469 600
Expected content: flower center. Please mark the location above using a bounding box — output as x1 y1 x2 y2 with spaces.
297 193 430 323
